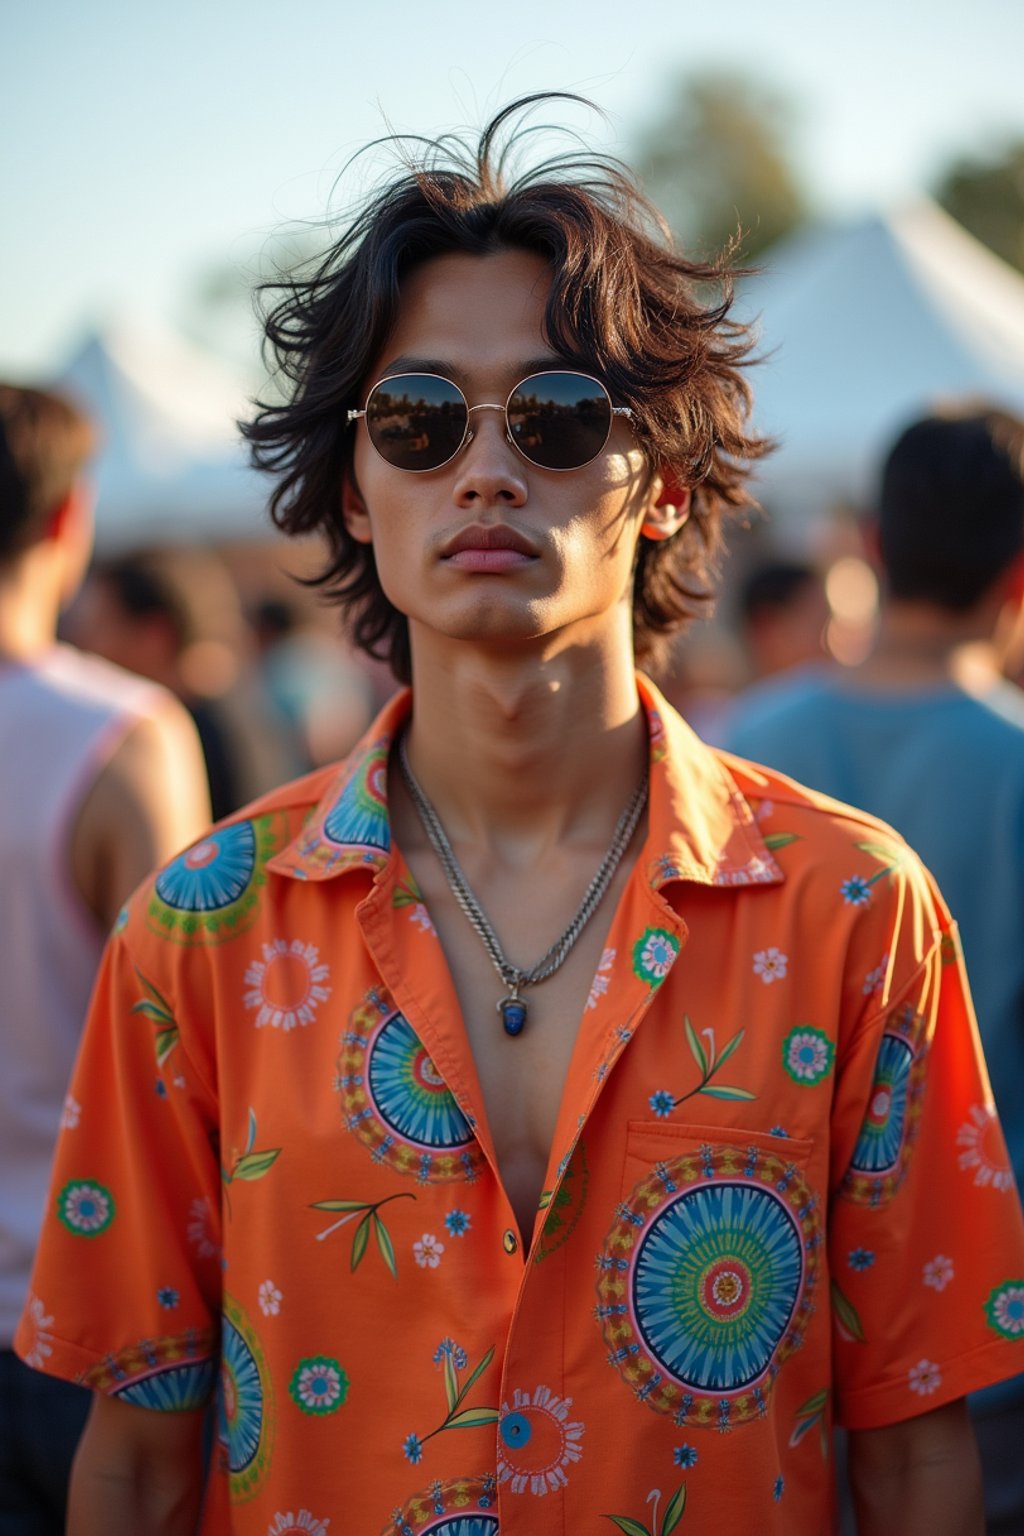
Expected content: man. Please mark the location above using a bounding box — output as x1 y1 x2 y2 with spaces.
16 106 1024 1535
0 384 210 1531
724 405 1024 1533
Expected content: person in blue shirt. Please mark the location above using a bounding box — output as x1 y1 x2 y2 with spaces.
724 404 1024 1535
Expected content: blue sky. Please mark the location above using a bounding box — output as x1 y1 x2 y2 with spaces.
3 0 1023 373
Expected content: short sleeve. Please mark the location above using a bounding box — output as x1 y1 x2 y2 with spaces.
829 872 1024 1429
14 914 222 1411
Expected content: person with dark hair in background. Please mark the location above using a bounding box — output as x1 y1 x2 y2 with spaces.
70 548 301 819
738 558 830 681
16 107 1024 1535
725 404 1024 1533
0 384 210 1533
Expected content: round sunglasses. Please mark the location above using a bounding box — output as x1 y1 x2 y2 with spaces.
347 370 635 473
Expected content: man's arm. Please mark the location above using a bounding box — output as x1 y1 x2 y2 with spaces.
847 1398 983 1536
70 697 212 929
69 1392 206 1535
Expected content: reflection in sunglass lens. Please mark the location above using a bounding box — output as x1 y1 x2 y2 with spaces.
365 374 468 470
507 372 613 470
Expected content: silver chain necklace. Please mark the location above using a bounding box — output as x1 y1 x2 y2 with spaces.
397 730 649 1036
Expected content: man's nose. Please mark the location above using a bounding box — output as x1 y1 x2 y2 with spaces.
450 409 528 508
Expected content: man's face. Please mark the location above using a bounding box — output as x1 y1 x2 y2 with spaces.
343 247 662 661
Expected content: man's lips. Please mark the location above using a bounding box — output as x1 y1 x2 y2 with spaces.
440 524 539 570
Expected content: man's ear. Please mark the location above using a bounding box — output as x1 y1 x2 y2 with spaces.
341 468 373 545
640 471 691 542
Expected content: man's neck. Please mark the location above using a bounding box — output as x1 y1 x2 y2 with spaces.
0 559 61 664
399 627 648 862
853 603 1001 691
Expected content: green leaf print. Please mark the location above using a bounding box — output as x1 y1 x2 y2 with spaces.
454 1345 495 1409
684 1016 708 1076
668 1023 754 1111
233 1148 281 1180
445 1406 500 1429
763 832 800 850
661 1484 687 1536
132 970 180 1066
831 1280 866 1343
373 1213 397 1279
604 1517 653 1536
312 1191 414 1278
350 1212 371 1271
443 1348 459 1412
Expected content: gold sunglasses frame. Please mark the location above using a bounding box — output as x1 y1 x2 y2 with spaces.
347 369 635 473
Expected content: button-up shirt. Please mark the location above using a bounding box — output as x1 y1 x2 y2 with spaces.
17 677 1024 1535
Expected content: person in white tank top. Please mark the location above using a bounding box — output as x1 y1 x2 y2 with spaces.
0 384 211 1534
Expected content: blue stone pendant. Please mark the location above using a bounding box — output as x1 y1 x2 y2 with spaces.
499 995 528 1036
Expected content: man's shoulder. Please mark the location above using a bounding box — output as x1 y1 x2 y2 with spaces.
115 757 350 958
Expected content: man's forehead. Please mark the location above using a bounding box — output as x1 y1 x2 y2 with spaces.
374 351 567 386
371 248 557 376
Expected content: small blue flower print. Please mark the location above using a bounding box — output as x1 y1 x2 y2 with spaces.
155 1079 167 1098
840 875 871 907
774 1475 785 1501
157 1286 179 1309
649 1090 674 1118
432 1338 468 1370
444 1209 471 1238
848 1247 875 1272
674 1444 699 1468
769 1125 789 1138
403 1432 423 1464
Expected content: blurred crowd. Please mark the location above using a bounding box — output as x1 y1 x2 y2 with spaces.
2 376 1024 1532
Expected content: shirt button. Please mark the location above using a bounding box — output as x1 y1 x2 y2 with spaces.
502 1229 519 1255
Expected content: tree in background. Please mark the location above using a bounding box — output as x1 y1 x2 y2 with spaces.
631 70 812 261
934 140 1024 275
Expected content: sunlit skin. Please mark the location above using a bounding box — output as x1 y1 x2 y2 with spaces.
342 247 687 1240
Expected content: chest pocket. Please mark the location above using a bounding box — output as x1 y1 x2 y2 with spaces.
597 1122 822 1434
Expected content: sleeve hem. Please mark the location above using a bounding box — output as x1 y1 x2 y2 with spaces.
835 1334 1024 1430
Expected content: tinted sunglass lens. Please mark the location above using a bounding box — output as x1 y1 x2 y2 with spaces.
507 373 613 470
365 375 467 470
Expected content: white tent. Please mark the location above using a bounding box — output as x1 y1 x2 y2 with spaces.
741 201 1024 539
57 318 272 552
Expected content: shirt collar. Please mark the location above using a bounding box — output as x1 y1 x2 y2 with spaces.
267 674 783 891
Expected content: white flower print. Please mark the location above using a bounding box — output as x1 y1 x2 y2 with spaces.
586 948 616 1011
22 1294 54 1368
186 1196 220 1260
753 947 788 984
60 1094 80 1129
267 1514 330 1536
862 953 890 997
409 903 435 934
258 1280 283 1316
244 938 331 1031
413 1233 445 1269
956 1104 1015 1191
923 1255 954 1293
908 1359 941 1395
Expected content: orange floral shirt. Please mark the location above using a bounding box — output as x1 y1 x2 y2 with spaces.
17 677 1024 1536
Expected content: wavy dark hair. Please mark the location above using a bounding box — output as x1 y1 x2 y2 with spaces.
243 94 771 682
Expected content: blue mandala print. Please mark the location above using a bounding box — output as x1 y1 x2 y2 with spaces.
849 1032 913 1173
368 1012 474 1148
338 990 484 1183
842 1004 929 1207
597 1144 822 1428
156 823 256 911
147 814 284 945
632 1182 803 1392
217 1297 273 1503
383 1475 498 1536
114 1359 216 1411
323 744 390 852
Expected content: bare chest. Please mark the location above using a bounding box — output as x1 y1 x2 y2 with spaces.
402 847 636 1243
